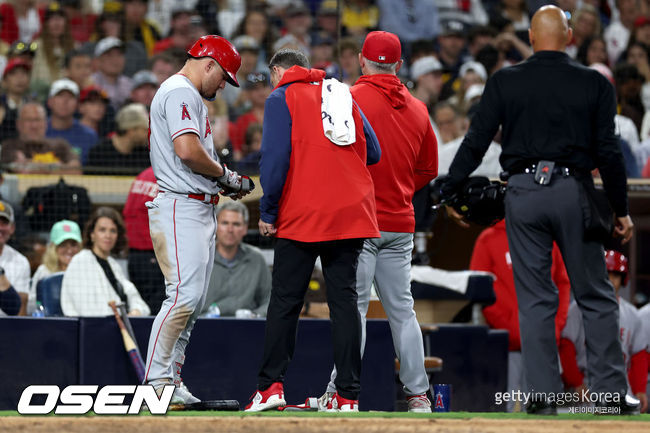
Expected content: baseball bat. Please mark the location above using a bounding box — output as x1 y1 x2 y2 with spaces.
109 301 146 383
168 400 241 411
117 303 144 360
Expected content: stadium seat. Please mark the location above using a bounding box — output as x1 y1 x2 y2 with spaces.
36 272 65 317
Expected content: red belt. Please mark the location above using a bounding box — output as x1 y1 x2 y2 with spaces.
161 190 220 205
187 193 220 204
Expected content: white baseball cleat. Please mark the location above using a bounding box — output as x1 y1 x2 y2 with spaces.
326 392 359 412
244 382 286 412
407 394 432 413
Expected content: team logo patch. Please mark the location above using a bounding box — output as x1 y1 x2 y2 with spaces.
378 55 385 61
181 103 191 120
205 116 212 138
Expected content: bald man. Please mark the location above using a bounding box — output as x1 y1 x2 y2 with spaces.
439 6 637 415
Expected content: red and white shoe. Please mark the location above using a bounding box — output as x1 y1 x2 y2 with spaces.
244 382 286 412
407 394 432 413
326 392 359 412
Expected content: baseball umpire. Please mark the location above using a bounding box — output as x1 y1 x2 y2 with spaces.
439 6 638 414
321 31 438 413
143 35 253 405
245 48 381 412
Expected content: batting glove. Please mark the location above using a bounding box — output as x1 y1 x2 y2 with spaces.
217 165 255 197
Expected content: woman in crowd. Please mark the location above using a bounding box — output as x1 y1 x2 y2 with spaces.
61 207 149 317
28 220 82 313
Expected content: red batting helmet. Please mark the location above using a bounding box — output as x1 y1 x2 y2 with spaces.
187 35 241 87
604 250 628 285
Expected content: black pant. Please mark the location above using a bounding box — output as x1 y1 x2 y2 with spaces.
258 237 364 400
128 249 166 315
505 174 627 396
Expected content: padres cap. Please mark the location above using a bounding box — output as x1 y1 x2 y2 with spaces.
0 201 14 223
362 31 401 64
50 220 82 245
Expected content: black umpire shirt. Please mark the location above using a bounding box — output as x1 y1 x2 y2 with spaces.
444 50 629 216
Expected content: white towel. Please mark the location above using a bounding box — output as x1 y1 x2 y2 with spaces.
321 78 356 146
410 265 495 295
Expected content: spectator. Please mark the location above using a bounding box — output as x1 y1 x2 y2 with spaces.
60 0 96 44
0 200 30 316
229 72 270 158
78 85 112 138
490 0 531 41
86 103 150 175
435 0 488 30
410 56 444 111
63 50 93 91
85 1 148 77
432 101 464 145
604 0 638 65
559 251 648 413
232 8 274 71
46 78 97 165
437 20 469 100
614 63 646 131
309 33 337 76
206 97 231 164
201 201 271 317
273 4 312 57
567 5 602 59
623 42 650 112
221 35 261 109
237 123 263 175
91 37 134 111
470 219 571 412
16 234 46 276
123 0 162 57
377 0 441 49
60 206 150 317
147 0 199 37
576 36 609 66
122 166 165 315
11 0 40 44
129 70 159 109
195 0 244 39
342 0 380 37
338 37 362 87
466 26 498 60
0 59 32 142
152 8 194 55
149 50 183 85
315 0 339 39
29 2 75 101
28 220 81 314
2 103 81 174
632 16 650 47
0 2 18 45
448 60 487 111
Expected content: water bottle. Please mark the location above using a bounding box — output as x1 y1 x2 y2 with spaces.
205 303 220 318
32 301 46 318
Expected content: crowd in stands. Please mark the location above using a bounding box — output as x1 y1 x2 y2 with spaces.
0 0 647 177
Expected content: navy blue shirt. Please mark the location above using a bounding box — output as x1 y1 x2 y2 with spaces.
46 119 98 165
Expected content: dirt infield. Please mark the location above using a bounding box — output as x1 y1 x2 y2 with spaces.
3 416 650 433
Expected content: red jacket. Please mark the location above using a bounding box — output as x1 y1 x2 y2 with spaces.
259 66 380 242
351 74 438 233
123 167 158 250
470 220 571 351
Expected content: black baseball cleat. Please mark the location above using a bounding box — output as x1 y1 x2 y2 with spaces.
597 394 641 415
526 399 557 415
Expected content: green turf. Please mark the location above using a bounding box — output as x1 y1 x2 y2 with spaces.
1 410 649 421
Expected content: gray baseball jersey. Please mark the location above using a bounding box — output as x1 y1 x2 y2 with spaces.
149 74 219 195
639 304 650 352
565 298 646 386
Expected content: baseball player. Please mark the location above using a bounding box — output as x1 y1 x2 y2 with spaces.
322 31 438 413
143 35 253 404
559 251 648 412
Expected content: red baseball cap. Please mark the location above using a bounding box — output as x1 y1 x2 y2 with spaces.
3 58 31 78
362 31 401 64
634 16 650 28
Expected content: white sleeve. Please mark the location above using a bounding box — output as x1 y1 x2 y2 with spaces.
60 252 94 316
164 88 203 141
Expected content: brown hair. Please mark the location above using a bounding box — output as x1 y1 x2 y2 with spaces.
82 206 128 255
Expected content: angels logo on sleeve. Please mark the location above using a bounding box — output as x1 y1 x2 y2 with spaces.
204 116 212 138
181 103 191 120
